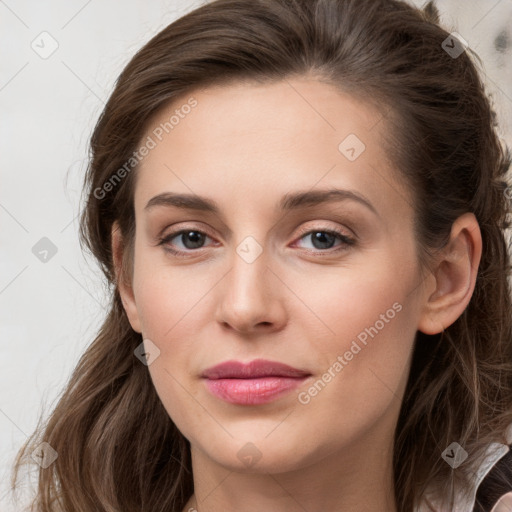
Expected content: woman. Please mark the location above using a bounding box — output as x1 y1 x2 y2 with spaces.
10 0 512 510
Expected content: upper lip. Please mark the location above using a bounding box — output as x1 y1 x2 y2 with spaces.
201 359 311 379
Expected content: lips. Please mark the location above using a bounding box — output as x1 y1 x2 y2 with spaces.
201 359 311 405
201 359 311 379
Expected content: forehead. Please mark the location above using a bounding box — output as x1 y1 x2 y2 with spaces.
133 78 408 220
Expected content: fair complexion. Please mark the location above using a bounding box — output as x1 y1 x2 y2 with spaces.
112 77 482 512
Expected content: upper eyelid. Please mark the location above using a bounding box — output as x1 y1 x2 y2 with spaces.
294 222 355 240
161 222 352 238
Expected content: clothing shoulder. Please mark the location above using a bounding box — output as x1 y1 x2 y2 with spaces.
416 436 512 512
473 444 512 512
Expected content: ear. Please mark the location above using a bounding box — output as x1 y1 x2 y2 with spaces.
111 221 142 333
418 212 482 335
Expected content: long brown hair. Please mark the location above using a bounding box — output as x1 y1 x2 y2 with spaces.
10 0 512 510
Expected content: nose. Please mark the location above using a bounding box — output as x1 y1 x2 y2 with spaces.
214 247 287 335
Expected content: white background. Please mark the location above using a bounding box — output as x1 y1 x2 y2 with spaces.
1 1 511 510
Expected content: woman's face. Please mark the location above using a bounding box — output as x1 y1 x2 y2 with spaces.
120 77 431 474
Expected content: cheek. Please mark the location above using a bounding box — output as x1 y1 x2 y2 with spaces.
290 253 418 429
132 266 208 440
292 297 415 457
289 248 416 354
132 254 210 343
131 257 215 427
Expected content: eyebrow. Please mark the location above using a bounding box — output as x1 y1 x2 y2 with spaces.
144 188 378 216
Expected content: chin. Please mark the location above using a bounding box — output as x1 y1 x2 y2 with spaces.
192 429 328 475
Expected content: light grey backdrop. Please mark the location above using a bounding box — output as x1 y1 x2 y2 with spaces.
1 1 511 510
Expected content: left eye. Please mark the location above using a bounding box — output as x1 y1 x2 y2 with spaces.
295 229 355 251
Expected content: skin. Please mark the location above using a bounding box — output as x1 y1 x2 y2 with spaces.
112 77 482 512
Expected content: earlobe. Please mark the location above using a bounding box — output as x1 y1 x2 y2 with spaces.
111 221 142 334
418 213 482 335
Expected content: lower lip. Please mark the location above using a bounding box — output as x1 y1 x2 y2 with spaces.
204 376 308 405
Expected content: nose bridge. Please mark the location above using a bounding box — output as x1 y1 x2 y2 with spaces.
226 238 270 307
215 235 284 332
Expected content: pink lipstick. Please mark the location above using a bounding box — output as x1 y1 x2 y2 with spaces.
201 359 311 405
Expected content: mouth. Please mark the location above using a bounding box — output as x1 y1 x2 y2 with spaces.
201 359 312 405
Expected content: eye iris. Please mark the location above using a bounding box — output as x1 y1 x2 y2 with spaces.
182 231 205 249
311 231 336 249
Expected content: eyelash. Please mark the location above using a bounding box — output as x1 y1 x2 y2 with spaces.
157 226 356 258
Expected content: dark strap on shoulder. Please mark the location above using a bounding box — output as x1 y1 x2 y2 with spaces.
473 444 512 512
